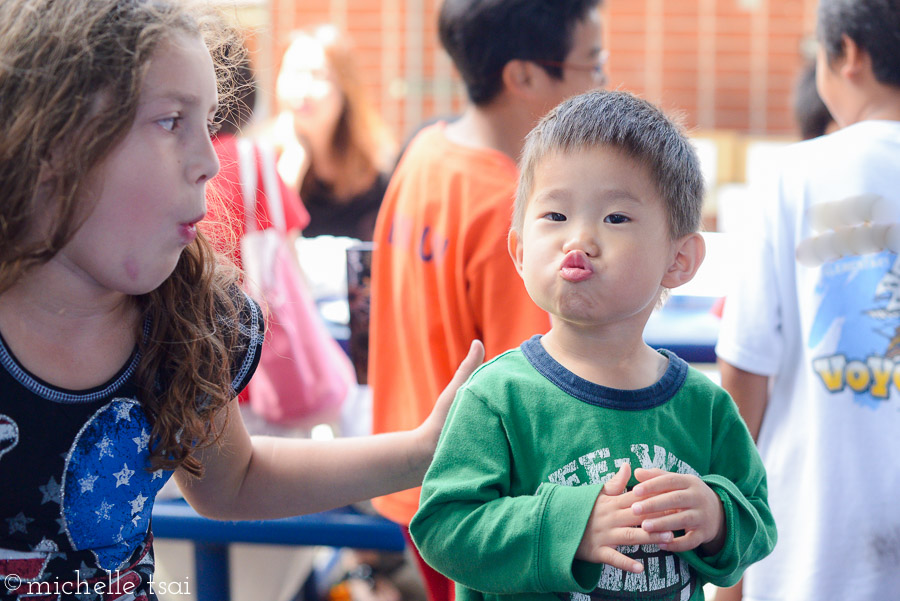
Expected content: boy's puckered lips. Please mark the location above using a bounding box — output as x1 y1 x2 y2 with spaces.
560 250 593 282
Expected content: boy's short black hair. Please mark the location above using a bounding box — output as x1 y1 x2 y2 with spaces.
438 0 602 106
514 90 704 240
818 0 900 87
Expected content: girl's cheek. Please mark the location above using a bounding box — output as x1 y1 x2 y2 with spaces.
124 256 140 281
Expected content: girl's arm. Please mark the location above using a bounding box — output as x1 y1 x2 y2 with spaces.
175 340 483 520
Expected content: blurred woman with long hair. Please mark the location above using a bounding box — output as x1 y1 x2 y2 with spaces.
274 25 395 241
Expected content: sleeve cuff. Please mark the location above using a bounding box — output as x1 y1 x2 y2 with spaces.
714 342 780 377
535 483 604 593
679 475 742 587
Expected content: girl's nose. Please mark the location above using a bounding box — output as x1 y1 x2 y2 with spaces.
193 131 220 185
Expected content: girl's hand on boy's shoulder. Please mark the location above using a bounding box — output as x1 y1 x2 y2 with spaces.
414 339 484 463
631 468 726 555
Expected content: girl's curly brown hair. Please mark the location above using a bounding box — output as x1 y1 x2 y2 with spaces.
0 0 250 477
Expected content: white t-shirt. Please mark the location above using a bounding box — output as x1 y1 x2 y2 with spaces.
716 120 900 601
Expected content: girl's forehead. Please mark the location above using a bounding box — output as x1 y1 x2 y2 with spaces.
141 33 217 107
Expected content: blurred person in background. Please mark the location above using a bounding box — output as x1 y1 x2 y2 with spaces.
273 25 396 242
716 0 900 599
206 52 310 266
205 50 418 601
368 1 607 600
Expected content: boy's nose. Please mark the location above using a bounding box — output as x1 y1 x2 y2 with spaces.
562 227 599 257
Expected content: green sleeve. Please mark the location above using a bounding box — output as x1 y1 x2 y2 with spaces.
680 395 777 587
410 387 604 594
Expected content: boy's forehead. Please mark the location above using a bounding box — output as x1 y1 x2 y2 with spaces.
528 146 659 202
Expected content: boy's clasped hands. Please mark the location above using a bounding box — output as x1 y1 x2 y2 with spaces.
576 462 726 574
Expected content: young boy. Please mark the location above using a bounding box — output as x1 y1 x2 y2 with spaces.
410 90 776 601
716 0 900 600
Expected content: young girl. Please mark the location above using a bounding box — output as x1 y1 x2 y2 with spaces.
0 1 482 599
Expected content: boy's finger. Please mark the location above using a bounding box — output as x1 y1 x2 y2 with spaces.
595 547 644 574
632 489 692 516
633 472 690 497
602 462 631 496
630 507 676 521
607 525 674 547
641 510 701 535
633 468 667 482
659 531 702 553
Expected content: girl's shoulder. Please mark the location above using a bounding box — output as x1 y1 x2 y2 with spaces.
222 288 265 395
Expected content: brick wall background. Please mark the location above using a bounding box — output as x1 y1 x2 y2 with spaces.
224 0 820 148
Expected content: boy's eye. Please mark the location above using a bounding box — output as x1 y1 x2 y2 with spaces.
604 213 629 224
543 212 566 222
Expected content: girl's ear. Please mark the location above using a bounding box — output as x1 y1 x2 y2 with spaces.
508 228 525 277
661 232 706 290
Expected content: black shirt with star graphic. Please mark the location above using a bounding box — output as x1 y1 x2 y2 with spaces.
0 293 263 599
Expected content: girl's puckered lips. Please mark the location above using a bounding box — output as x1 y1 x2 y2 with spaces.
178 213 205 245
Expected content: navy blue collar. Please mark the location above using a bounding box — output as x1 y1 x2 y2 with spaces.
0 320 147 404
521 335 688 411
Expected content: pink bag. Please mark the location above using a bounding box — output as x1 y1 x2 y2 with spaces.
237 139 356 426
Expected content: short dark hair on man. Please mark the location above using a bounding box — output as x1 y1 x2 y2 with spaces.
817 0 900 88
438 0 601 106
514 90 704 240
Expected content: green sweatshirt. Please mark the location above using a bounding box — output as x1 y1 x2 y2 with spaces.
411 336 776 601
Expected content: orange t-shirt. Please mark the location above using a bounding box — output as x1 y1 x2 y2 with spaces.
368 123 551 525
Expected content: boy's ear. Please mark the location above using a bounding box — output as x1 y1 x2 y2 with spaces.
501 59 539 99
661 232 706 290
838 34 868 80
508 228 525 277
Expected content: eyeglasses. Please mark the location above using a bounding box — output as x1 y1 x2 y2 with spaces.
533 50 609 85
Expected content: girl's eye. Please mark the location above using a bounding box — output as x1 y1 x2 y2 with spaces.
604 213 630 224
208 120 222 137
543 212 566 222
157 116 181 132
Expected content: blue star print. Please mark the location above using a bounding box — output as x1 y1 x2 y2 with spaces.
61 398 172 571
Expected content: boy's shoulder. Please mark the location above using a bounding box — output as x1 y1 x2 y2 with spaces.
769 120 900 210
680 363 732 402
465 343 533 387
786 120 900 167
399 121 516 171
677 363 744 426
456 340 549 402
